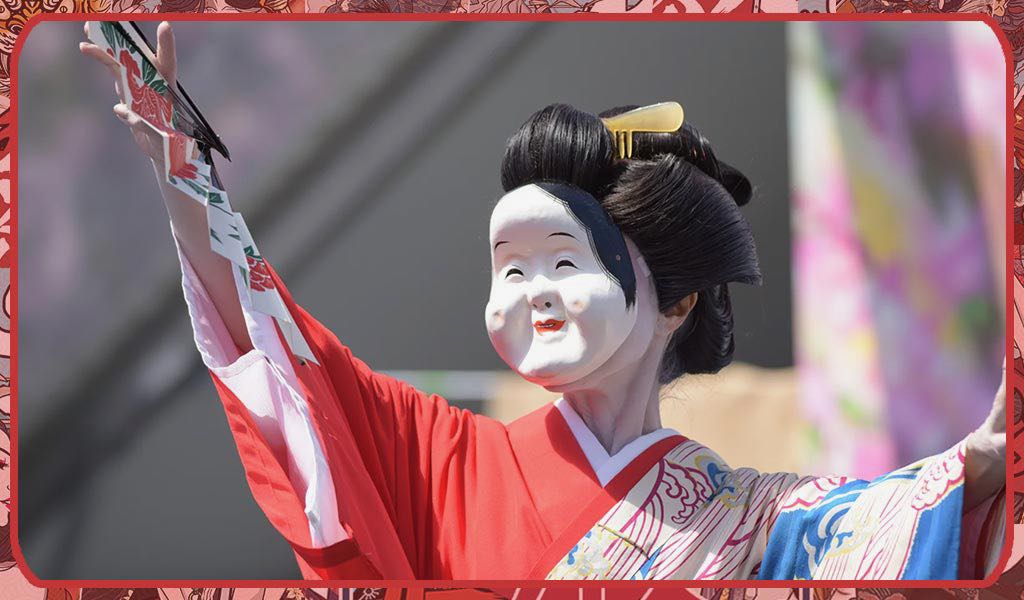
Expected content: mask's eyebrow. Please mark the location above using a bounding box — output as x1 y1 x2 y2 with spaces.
494 232 575 250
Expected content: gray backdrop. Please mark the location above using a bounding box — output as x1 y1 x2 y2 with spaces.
17 21 789 579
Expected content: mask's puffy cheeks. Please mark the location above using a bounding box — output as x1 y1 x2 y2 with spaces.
484 296 509 334
484 283 532 367
556 274 608 323
563 292 590 317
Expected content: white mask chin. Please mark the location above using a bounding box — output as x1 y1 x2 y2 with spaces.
484 184 640 388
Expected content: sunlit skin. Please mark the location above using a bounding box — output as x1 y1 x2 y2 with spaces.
82 21 1006 507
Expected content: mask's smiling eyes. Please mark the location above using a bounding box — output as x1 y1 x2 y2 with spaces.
492 228 584 282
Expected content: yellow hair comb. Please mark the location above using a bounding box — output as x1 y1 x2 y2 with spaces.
601 102 685 159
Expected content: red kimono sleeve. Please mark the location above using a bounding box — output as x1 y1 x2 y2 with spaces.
208 260 513 580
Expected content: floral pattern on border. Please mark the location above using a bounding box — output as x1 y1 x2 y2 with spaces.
0 0 1020 598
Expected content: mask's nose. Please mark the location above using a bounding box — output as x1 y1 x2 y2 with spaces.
526 277 557 311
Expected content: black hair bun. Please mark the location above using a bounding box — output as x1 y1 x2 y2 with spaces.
660 284 736 382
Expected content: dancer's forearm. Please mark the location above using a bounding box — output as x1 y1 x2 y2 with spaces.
153 159 253 354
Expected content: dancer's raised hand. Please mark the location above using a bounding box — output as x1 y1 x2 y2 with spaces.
79 21 178 166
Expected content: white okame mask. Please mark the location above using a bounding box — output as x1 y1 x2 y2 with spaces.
485 183 643 388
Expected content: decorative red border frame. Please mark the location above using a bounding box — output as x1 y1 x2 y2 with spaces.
0 8 1019 598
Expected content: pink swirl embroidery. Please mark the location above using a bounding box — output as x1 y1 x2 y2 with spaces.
660 461 715 525
910 443 966 510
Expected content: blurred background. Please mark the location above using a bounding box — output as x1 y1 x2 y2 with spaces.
15 20 1005 579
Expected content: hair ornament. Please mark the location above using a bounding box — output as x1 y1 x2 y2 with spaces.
601 102 685 159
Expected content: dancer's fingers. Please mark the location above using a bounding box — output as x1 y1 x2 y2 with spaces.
155 21 178 90
113 104 143 130
80 42 120 74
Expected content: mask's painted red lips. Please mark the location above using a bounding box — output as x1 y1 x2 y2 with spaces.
533 319 565 334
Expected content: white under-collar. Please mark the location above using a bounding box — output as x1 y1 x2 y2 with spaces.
554 397 680 486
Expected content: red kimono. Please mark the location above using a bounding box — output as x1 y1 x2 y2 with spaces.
202 273 683 579
175 244 1003 581
175 242 683 579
